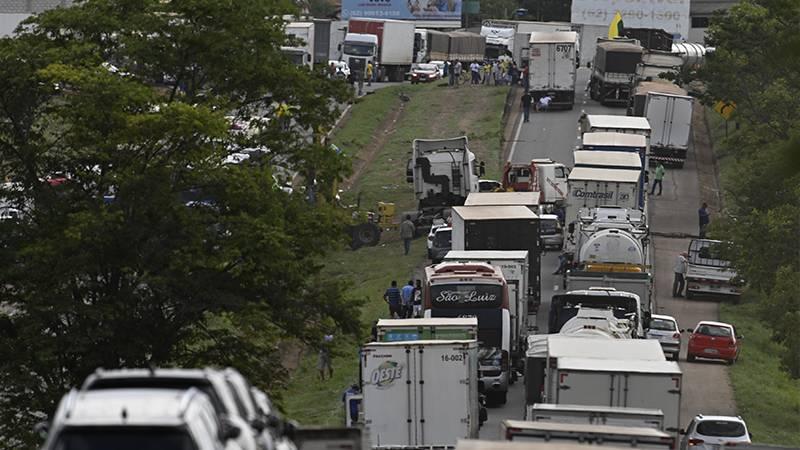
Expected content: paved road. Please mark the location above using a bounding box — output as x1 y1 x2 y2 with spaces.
478 66 735 439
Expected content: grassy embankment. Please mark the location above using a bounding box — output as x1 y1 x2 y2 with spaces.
706 109 800 446
282 82 509 425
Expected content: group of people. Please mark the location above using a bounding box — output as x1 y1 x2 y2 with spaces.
444 58 528 89
383 280 423 319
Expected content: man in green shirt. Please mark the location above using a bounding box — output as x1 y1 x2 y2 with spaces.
650 163 666 196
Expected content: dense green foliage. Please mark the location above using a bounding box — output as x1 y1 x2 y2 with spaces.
0 0 360 446
701 0 800 376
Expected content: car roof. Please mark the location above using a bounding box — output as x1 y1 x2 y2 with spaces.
55 388 211 426
694 415 746 423
651 314 677 322
695 321 733 329
434 226 452 233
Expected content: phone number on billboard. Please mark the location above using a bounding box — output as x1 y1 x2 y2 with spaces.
342 9 403 17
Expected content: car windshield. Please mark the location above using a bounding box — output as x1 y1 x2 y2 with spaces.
650 318 676 331
696 325 732 337
416 64 437 71
343 43 374 56
696 420 746 437
540 220 559 234
54 427 197 450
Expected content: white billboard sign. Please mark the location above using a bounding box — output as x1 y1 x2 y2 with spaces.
570 0 690 38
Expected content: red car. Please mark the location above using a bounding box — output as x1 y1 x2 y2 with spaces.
686 321 742 364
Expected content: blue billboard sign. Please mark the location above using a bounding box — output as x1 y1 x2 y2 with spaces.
341 0 462 21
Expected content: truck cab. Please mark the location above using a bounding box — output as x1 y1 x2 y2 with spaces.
342 33 378 76
408 136 480 209
501 159 569 205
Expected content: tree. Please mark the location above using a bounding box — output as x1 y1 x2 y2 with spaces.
701 0 800 376
0 0 359 445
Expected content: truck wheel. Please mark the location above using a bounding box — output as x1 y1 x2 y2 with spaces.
687 354 696 362
350 223 381 249
686 290 694 299
499 391 508 405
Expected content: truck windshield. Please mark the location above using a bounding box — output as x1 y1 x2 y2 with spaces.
343 43 374 57
549 294 638 333
54 427 197 450
282 51 306 66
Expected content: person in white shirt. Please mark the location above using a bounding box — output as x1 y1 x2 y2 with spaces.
673 252 689 297
537 95 552 111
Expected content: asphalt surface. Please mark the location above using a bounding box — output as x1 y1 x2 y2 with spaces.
477 67 736 439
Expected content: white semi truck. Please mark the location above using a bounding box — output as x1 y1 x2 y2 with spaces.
528 31 579 108
644 91 694 169
564 167 642 226
443 250 532 369
360 340 484 447
284 22 315 68
523 336 682 437
407 136 480 210
342 18 414 82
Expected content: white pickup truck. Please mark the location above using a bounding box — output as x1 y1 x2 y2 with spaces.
685 239 742 299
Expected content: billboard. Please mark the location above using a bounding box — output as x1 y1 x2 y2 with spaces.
570 0 690 38
341 0 462 21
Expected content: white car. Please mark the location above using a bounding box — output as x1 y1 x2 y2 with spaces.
81 368 261 450
426 218 449 252
680 415 751 450
646 314 681 360
429 60 446 77
329 60 350 79
43 388 241 450
539 214 563 250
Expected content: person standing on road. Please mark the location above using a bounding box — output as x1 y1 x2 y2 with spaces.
401 280 415 318
522 64 529 91
470 61 480 85
673 252 689 297
454 61 462 87
699 202 710 238
365 62 374 86
400 215 415 255
448 61 455 86
521 92 532 123
650 163 665 196
384 280 402 318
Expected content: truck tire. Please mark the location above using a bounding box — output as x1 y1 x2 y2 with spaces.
686 290 695 299
687 354 696 362
349 223 381 250
499 391 508 405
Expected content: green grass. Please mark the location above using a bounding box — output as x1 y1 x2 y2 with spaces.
281 82 510 425
720 300 800 446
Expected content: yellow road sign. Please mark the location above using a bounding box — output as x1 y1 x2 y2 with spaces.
714 101 736 120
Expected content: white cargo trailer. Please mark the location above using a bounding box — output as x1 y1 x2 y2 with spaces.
501 421 675 449
528 403 665 430
645 92 694 168
580 115 651 156
464 192 540 214
550 357 682 435
361 340 481 447
443 250 531 365
528 31 579 108
565 167 642 226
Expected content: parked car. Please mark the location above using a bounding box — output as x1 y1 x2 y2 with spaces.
685 321 741 364
429 60 446 77
680 415 751 450
539 214 563 250
42 388 242 450
329 60 350 79
410 63 441 84
81 368 262 450
646 314 681 360
478 179 503 192
428 226 452 262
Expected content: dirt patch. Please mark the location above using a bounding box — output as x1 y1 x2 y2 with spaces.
279 340 304 371
341 96 407 191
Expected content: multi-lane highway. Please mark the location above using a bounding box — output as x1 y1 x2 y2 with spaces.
478 67 736 438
